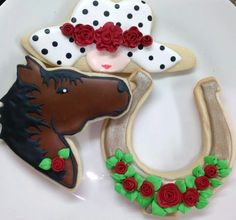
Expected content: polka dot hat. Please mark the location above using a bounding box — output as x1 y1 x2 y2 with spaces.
30 0 181 73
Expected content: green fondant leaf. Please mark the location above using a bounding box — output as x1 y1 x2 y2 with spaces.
58 148 70 159
125 165 136 177
196 198 208 209
115 149 124 160
137 194 153 208
112 173 126 182
151 201 167 216
125 191 138 202
210 178 223 188
199 188 213 199
175 180 187 193
217 160 229 170
192 165 205 177
185 176 196 188
115 183 127 196
219 168 232 178
178 203 191 214
39 158 51 171
146 176 162 191
165 205 179 214
106 156 119 169
134 173 144 189
123 153 133 164
204 155 218 165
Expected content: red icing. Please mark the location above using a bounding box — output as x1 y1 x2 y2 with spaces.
182 188 200 207
74 24 95 46
140 181 155 197
114 161 128 174
122 177 138 192
123 26 143 48
60 23 75 36
141 35 153 47
156 183 182 208
195 176 210 190
204 165 218 178
52 157 65 172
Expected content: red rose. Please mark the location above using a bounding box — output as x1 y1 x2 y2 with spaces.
114 161 128 174
52 157 65 172
204 165 218 178
140 181 155 197
60 23 75 36
195 176 210 190
182 188 200 207
122 177 138 192
123 26 143 48
156 183 182 208
74 24 95 46
141 35 153 47
95 22 123 53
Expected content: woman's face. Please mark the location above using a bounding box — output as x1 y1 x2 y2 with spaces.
86 49 131 73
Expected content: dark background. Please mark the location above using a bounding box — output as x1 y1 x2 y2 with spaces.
0 0 6 6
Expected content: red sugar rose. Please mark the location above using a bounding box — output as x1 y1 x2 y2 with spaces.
60 23 75 36
182 188 200 207
156 183 182 208
52 157 65 172
114 161 128 174
122 177 138 192
95 22 123 53
123 26 143 48
195 176 210 190
204 165 218 178
140 181 155 197
141 35 153 47
74 24 95 46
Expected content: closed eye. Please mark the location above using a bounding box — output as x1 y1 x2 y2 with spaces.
57 88 69 94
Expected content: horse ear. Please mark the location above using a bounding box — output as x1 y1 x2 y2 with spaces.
17 56 42 86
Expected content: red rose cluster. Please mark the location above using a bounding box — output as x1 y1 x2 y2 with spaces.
52 156 65 172
60 22 153 53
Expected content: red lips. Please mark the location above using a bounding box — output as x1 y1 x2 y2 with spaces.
102 64 112 69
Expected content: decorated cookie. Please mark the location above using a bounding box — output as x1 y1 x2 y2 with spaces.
22 0 196 73
102 77 235 216
0 56 131 190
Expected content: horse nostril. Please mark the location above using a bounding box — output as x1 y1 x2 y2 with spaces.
117 80 129 93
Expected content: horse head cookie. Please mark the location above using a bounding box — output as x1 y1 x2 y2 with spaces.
0 56 131 190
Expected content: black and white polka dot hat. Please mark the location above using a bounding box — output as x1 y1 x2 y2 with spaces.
30 0 181 73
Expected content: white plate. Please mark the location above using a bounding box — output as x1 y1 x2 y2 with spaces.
0 0 236 219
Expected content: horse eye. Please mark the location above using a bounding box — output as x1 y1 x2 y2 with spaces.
57 88 69 94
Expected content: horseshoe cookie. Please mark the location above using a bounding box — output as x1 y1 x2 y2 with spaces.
0 56 131 190
102 74 235 216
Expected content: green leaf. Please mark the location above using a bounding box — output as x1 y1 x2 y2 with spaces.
151 201 167 216
185 176 196 188
178 203 191 214
112 173 126 182
199 188 213 199
165 205 179 214
115 149 124 160
125 191 138 202
210 178 223 188
137 194 153 208
58 148 70 159
218 168 232 178
106 156 119 169
196 198 208 209
115 183 127 196
217 160 229 170
192 165 205 177
204 155 218 165
134 173 144 189
175 180 187 193
125 165 136 177
146 176 162 191
39 158 51 170
123 153 133 164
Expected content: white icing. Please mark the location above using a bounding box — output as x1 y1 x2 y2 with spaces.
29 0 182 73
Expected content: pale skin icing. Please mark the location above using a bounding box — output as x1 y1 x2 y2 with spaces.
86 49 131 72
